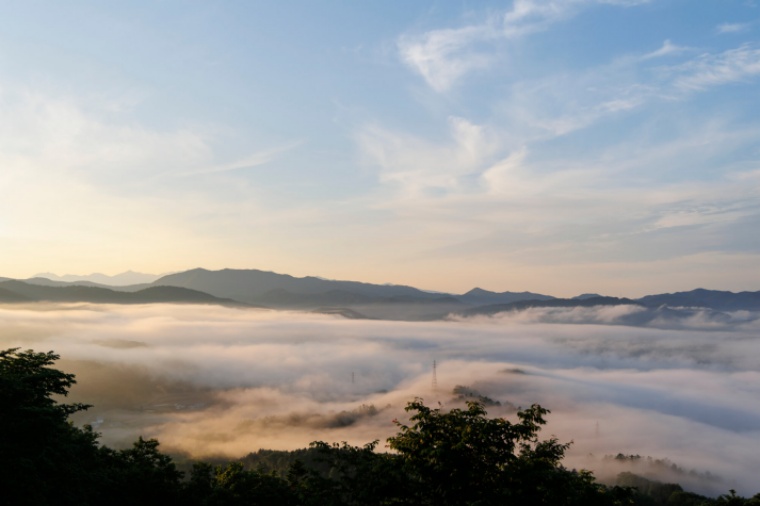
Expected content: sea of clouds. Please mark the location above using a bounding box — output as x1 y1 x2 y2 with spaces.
2 302 760 496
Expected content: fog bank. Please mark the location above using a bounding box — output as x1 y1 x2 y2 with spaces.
2 303 759 496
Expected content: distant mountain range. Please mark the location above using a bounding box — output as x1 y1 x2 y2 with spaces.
32 270 163 286
0 279 242 306
2 267 759 322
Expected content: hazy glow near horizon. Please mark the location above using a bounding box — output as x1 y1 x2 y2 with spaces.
1 1 760 296
3 303 760 496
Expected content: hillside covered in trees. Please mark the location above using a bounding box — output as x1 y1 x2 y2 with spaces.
1 347 758 506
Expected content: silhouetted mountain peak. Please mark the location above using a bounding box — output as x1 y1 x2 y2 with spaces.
463 287 495 296
459 287 554 306
573 293 603 300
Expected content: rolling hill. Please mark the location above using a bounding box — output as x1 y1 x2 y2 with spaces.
0 280 244 306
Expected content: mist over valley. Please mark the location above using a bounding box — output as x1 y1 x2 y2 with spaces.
3 272 760 496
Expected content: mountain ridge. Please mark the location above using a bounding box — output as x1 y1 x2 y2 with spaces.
32 270 163 286
2 268 759 321
0 280 247 307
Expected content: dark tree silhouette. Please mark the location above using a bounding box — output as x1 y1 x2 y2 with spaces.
387 399 627 505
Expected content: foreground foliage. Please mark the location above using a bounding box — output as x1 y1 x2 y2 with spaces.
387 399 620 505
1 348 758 506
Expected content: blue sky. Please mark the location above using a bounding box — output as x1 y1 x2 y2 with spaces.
1 0 759 296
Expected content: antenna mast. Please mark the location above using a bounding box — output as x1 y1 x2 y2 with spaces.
432 360 437 392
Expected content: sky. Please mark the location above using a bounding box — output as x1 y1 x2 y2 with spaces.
3 303 760 495
1 0 759 297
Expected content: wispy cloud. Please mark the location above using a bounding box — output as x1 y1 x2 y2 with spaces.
357 116 502 197
397 25 495 93
641 39 690 60
0 84 324 277
365 6 760 287
175 141 302 177
668 44 760 91
398 0 655 91
716 21 752 34
501 41 760 139
0 88 211 188
357 93 760 293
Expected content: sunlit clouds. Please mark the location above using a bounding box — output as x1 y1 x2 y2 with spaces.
2 303 760 494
